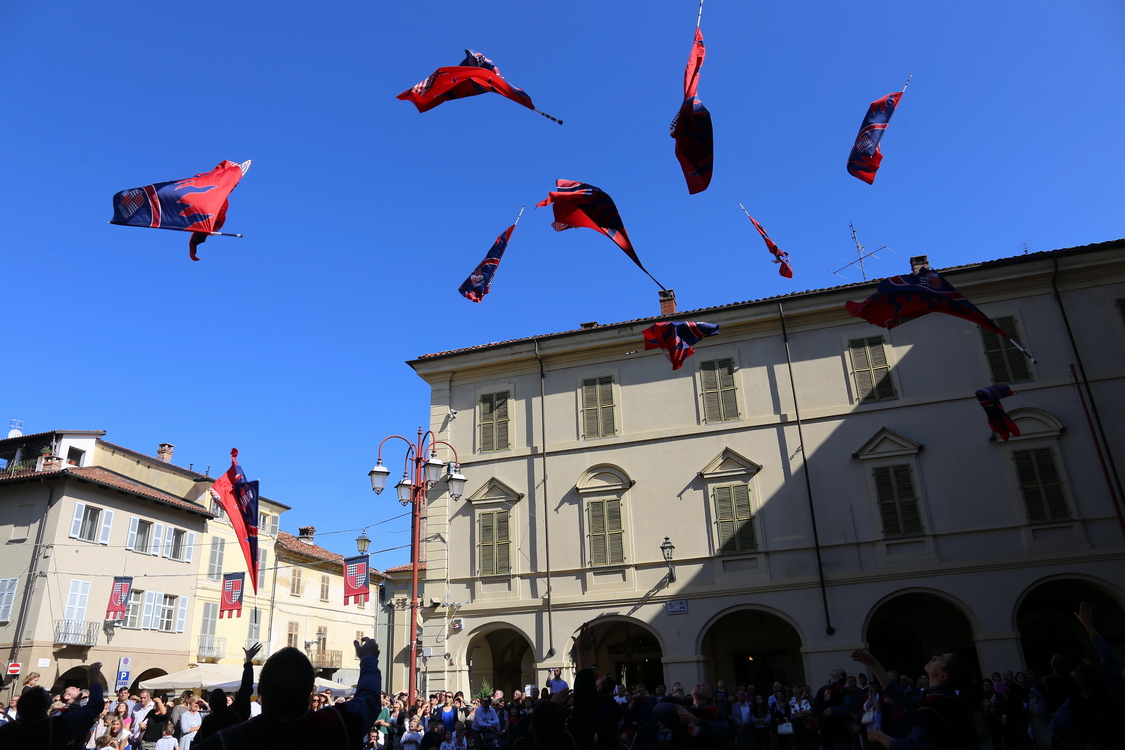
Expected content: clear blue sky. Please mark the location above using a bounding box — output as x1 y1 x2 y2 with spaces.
3 0 1122 571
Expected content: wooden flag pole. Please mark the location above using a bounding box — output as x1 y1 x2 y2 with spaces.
902 74 913 93
697 0 705 27
534 109 564 125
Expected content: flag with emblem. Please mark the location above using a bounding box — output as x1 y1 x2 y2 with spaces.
459 212 522 302
209 449 260 593
105 576 133 621
110 160 251 260
847 90 904 184
976 385 1020 441
846 267 1035 362
343 555 371 605
741 208 793 278
643 321 720 371
220 573 245 618
671 27 713 194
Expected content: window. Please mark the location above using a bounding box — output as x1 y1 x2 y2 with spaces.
124 590 144 629
288 622 299 648
158 594 177 632
161 528 195 563
320 575 331 602
291 568 303 596
700 359 739 423
588 498 624 566
0 578 18 622
10 504 33 541
1013 448 1070 522
69 503 112 544
873 465 924 537
480 391 510 452
582 377 616 438
64 579 91 622
66 447 84 466
127 519 153 553
714 485 756 554
982 316 1032 384
258 513 278 536
201 602 218 637
210 497 227 522
356 630 364 643
316 626 327 652
247 609 261 641
849 337 896 403
208 538 226 581
258 549 268 591
479 510 511 576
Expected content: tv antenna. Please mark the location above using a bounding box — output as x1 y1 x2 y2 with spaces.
7 418 24 439
824 224 896 281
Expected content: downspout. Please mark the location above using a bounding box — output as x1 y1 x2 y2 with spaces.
533 338 556 658
1051 258 1125 508
8 477 56 699
266 541 279 657
778 303 835 635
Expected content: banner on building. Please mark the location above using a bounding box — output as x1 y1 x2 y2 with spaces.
220 572 245 618
343 555 370 605
106 576 133 621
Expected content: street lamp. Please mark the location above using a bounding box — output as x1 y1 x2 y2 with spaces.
355 531 370 555
368 427 465 703
660 536 676 582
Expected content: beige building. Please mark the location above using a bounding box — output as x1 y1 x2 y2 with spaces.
0 432 213 695
399 239 1125 697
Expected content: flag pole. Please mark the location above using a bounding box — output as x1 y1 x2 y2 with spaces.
643 268 668 291
902 74 913 93
1007 337 1037 364
696 0 705 27
512 206 526 228
209 232 244 238
533 109 563 125
108 222 243 238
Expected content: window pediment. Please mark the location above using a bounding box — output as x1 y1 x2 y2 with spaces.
698 448 761 480
466 478 523 506
577 464 633 495
1004 408 1064 440
853 428 923 460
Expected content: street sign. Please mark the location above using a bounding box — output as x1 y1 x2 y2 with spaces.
666 600 689 615
7 662 20 675
115 656 131 691
37 658 51 668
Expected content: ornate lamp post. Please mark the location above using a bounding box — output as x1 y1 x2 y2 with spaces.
660 536 676 582
368 428 466 701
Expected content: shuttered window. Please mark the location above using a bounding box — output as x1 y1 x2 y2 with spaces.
288 622 299 648
258 549 268 590
291 568 303 596
582 377 616 438
981 316 1032 384
1013 448 1069 522
247 608 261 641
479 510 511 576
714 484 756 554
124 591 144 628
320 575 331 601
201 602 218 637
208 538 225 581
588 498 625 566
480 391 511 452
873 465 924 537
0 578 18 622
64 579 91 621
700 359 739 422
849 338 896 403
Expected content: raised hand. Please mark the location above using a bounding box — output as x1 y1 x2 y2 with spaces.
244 642 263 663
355 636 380 660
1074 601 1098 637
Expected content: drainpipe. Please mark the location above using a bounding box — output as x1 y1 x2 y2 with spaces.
533 339 556 659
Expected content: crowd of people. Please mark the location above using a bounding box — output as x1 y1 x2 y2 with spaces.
0 603 1119 749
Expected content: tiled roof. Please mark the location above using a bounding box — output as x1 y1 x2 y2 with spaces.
385 562 425 573
0 430 106 448
0 465 213 516
412 238 1124 362
275 532 390 581
97 439 213 480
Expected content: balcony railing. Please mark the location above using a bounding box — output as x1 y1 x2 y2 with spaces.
197 635 227 659
310 649 342 669
54 619 99 647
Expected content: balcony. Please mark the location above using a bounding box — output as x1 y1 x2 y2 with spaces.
309 649 342 669
54 619 99 647
197 635 227 659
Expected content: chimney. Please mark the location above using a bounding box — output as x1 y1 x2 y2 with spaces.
909 255 930 274
579 321 599 330
157 443 174 462
659 289 677 316
298 526 316 544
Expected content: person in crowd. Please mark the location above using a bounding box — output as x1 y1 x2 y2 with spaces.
771 688 794 750
624 683 658 750
981 679 1009 749
104 716 130 750
858 685 880 750
851 648 976 750
170 690 194 739
750 692 771 750
788 685 814 750
130 690 155 748
138 694 172 749
84 710 111 748
730 689 752 750
5 694 18 721
372 694 392 747
194 636 381 749
471 695 501 748
363 728 380 750
194 643 261 743
652 680 728 749
111 688 135 717
402 719 425 750
0 661 105 749
815 668 857 750
1051 601 1124 749
22 672 42 692
433 691 459 736
154 722 178 750
179 697 203 750
713 680 729 706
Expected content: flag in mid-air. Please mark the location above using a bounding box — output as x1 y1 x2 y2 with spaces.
744 213 793 278
105 576 133 621
671 28 713 194
459 224 516 302
537 179 652 270
846 267 1017 343
847 91 903 184
643 321 720 370
398 49 535 114
111 160 251 260
344 555 371 605
209 449 260 594
220 573 245 618
976 386 1020 441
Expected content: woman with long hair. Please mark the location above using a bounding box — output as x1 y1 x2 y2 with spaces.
104 717 129 750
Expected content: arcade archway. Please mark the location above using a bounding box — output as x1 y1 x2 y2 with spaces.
130 668 167 694
866 592 979 679
52 666 108 692
466 627 535 698
1017 578 1125 674
587 619 664 690
701 608 803 694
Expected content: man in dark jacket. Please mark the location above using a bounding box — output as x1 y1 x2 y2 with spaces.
652 681 728 749
814 668 856 750
1051 602 1125 750
194 643 261 744
0 661 104 749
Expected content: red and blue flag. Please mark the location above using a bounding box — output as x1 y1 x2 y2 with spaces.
847 91 902 184
105 576 133 621
459 224 516 303
976 386 1020 441
220 573 245 618
744 212 793 278
209 449 260 594
671 28 713 194
110 160 251 260
643 321 720 370
398 49 535 114
344 555 370 605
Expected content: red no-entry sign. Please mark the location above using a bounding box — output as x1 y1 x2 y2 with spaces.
7 662 20 675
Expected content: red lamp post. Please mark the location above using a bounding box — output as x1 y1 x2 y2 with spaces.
368 427 466 702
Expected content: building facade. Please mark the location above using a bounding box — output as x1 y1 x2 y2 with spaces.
402 240 1125 697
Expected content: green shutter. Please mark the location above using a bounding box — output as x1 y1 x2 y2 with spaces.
873 465 923 537
583 379 600 438
1013 450 1046 521
494 392 509 450
873 466 903 536
715 484 755 554
718 361 739 421
701 359 738 422
606 498 624 564
1014 448 1068 522
732 484 757 552
868 340 896 400
850 338 895 402
715 486 737 553
480 394 495 452
892 465 923 535
582 377 615 438
981 317 1031 384
480 512 496 575
495 511 510 573
589 500 607 565
1033 448 1069 521
598 376 615 436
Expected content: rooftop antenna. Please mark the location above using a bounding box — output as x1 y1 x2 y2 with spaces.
824 223 896 280
7 419 24 439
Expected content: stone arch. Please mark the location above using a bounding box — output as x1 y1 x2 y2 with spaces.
574 615 665 690
1005 407 1064 437
576 464 634 494
464 623 536 699
698 605 805 695
130 668 167 695
695 603 807 656
1015 575 1125 674
864 590 980 679
52 666 108 692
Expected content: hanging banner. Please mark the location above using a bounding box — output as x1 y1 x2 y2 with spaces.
106 576 133 621
220 572 245 618
344 555 370 605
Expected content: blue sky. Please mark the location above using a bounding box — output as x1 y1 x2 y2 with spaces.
2 0 1122 570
